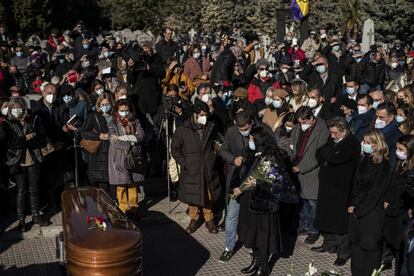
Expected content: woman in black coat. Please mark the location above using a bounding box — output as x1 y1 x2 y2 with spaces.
0 97 49 232
348 129 391 276
314 117 361 264
81 93 114 193
235 127 293 276
383 135 414 276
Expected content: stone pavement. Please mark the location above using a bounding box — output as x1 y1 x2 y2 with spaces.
0 182 395 276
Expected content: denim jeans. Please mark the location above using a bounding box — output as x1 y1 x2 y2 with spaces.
224 199 240 251
299 199 319 235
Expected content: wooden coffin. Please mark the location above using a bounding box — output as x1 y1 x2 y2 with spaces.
61 187 143 276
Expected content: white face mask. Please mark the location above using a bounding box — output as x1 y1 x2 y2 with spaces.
119 95 127 100
1 107 8 116
281 68 289 74
201 94 211 103
193 52 201 59
197 115 207 125
272 99 282 109
396 149 407 160
259 70 268 78
95 88 104 95
308 98 318 108
45 94 55 104
103 51 110 58
118 111 129 118
357 105 368 115
285 126 293 132
391 62 398 69
11 108 23 118
301 123 311 132
375 118 387 129
264 97 273 105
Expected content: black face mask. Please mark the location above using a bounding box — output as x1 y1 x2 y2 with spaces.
396 98 405 106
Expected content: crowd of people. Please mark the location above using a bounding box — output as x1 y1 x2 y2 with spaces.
0 20 413 276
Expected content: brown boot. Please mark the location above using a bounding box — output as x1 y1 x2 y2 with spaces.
205 220 218 234
186 219 202 234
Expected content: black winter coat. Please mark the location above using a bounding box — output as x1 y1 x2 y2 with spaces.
300 64 342 102
314 134 360 234
383 167 414 250
171 117 222 207
129 53 164 114
80 112 110 183
210 48 237 84
30 98 65 144
155 39 179 64
357 59 386 87
0 114 46 170
349 156 391 250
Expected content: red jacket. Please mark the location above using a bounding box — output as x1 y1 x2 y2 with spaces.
288 47 306 64
247 75 280 103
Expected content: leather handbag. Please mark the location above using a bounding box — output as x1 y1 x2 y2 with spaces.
124 145 146 174
80 138 101 154
80 114 102 155
41 137 55 157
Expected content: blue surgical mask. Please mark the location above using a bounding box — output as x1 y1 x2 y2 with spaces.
83 44 89 50
118 111 129 118
100 105 111 114
249 141 256 151
59 58 65 64
63 95 73 104
239 129 250 137
396 115 406 123
346 87 356 95
362 143 374 154
372 100 380 109
356 58 362 63
16 51 23 57
272 100 282 109
316 65 327 74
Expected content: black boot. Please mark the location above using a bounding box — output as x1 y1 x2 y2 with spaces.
241 256 259 274
33 214 50 226
252 263 270 276
18 218 27 233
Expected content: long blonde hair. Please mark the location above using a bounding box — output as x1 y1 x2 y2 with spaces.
290 79 308 104
363 129 389 164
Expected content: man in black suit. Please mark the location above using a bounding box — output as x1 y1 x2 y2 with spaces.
307 88 333 121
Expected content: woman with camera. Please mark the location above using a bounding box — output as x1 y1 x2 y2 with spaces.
162 57 195 100
0 97 49 232
108 99 144 214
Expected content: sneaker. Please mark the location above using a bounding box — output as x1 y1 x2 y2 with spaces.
218 250 234 263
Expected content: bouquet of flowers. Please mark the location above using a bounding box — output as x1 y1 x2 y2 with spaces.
86 216 107 231
231 153 298 204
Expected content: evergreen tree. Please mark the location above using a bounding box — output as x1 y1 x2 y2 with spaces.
12 0 51 33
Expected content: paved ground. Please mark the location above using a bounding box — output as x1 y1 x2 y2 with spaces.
0 181 395 276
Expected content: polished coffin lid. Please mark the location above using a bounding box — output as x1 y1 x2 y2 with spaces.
61 187 142 264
